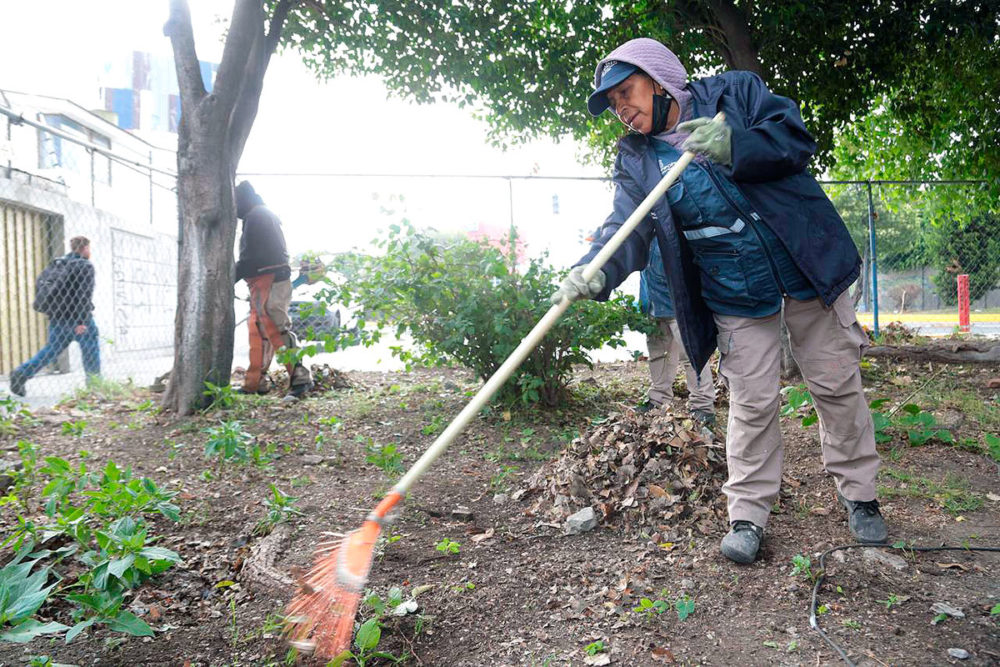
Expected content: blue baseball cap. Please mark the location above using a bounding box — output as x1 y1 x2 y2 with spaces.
587 61 639 116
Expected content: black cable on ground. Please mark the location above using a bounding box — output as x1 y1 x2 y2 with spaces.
809 543 1000 666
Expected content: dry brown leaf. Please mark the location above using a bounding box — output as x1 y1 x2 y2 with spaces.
651 646 676 662
471 528 495 543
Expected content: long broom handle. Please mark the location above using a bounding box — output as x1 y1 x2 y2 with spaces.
394 137 707 495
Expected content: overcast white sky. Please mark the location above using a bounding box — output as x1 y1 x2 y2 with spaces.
0 0 617 270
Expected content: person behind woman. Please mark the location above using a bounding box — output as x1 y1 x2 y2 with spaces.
550 37 886 564
637 238 716 425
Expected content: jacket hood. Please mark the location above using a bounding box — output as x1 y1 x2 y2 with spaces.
235 181 264 219
593 38 692 123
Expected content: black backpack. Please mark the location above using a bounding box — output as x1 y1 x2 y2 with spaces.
33 256 72 315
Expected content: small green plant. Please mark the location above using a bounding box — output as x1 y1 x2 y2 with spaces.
895 404 953 446
490 465 518 491
990 602 1000 618
869 398 893 443
420 414 446 436
254 485 303 536
584 640 606 655
632 596 670 619
363 438 403 475
61 420 87 437
162 438 185 461
328 588 410 667
435 538 460 555
985 433 1000 463
780 384 817 426
450 581 475 593
790 554 814 581
841 619 861 630
203 421 255 464
816 604 830 615
674 594 695 621
879 593 900 609
202 381 238 410
0 555 68 643
0 395 33 436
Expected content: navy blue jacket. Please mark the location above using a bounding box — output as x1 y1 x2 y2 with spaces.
576 71 861 374
638 239 674 319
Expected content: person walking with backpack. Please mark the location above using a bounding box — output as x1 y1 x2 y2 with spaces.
234 181 313 399
9 236 100 396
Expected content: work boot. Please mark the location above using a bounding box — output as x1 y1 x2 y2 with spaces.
284 380 313 401
720 520 763 564
838 494 888 543
8 370 26 397
635 399 660 414
692 409 716 428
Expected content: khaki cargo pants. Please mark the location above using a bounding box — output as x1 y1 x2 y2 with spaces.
647 317 716 413
715 292 879 528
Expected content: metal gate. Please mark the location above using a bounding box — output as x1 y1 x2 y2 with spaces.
0 200 64 375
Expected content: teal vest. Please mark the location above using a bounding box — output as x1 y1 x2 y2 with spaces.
652 139 816 317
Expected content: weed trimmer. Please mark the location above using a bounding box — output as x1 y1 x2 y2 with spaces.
284 120 715 659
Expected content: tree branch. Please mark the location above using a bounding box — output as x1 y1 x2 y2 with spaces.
266 0 296 55
229 0 299 167
214 0 265 109
164 0 206 104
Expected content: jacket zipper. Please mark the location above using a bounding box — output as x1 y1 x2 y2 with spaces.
697 162 789 296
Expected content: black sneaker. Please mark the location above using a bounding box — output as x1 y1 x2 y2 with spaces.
635 400 660 414
285 381 313 400
838 494 888 544
9 370 26 397
720 520 763 564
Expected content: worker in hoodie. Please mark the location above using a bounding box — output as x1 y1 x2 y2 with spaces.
550 38 886 564
234 181 312 399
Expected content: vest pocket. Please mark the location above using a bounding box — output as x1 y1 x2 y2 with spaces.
691 248 757 310
666 181 705 227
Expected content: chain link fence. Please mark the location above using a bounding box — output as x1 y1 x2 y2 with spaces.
2 100 996 405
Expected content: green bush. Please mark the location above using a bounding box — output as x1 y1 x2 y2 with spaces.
930 215 1000 305
323 223 654 406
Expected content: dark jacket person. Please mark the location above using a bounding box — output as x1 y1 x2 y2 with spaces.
235 181 312 398
550 38 885 565
9 236 100 396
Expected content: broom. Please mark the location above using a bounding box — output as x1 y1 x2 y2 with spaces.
285 127 714 658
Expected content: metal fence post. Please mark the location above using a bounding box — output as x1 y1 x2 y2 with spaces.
866 181 879 337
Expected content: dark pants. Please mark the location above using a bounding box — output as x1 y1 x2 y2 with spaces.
15 318 101 381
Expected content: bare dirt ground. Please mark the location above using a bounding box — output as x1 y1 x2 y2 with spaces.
1 357 998 666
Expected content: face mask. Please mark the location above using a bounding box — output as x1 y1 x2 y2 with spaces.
651 92 674 134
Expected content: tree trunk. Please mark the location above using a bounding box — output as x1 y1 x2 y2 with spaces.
162 0 293 414
706 0 764 76
865 342 1000 364
166 111 237 414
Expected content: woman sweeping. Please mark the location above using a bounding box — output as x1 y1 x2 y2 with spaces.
551 37 887 564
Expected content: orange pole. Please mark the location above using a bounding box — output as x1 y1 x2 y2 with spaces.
957 274 970 333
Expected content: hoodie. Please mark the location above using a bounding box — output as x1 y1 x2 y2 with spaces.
592 38 693 148
234 182 291 283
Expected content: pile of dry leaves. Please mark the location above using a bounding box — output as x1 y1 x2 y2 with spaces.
523 408 729 538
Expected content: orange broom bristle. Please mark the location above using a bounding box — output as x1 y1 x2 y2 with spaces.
284 492 403 659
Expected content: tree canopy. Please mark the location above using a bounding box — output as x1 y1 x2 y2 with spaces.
275 0 997 173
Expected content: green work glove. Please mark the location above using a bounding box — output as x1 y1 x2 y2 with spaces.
549 266 606 305
676 115 733 166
